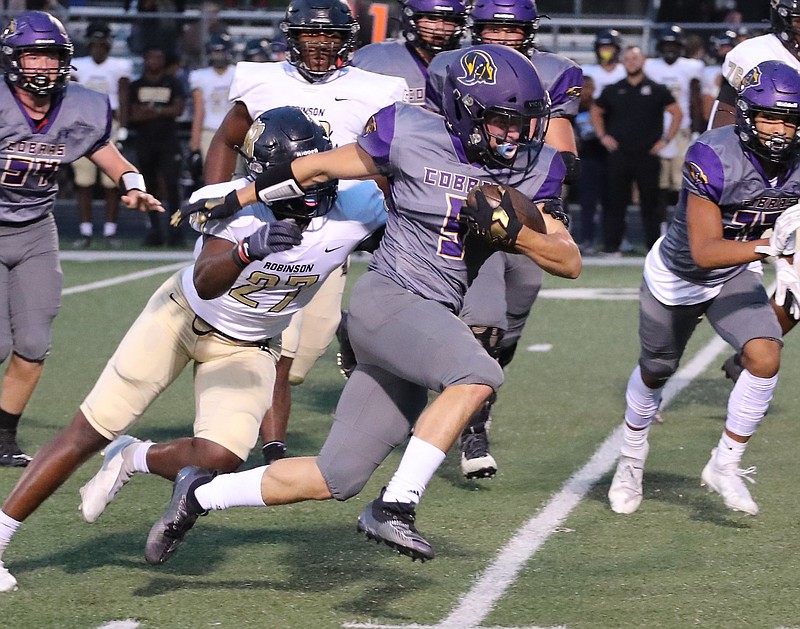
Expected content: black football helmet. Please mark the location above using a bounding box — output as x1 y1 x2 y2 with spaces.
280 0 359 82
594 28 621 64
772 0 800 55
1 11 73 96
656 24 685 64
241 106 338 222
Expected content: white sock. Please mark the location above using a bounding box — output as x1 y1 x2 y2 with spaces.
0 511 21 557
382 436 446 506
103 222 118 238
725 369 776 438
131 441 154 474
715 432 748 468
624 365 663 429
79 222 93 238
194 466 267 511
620 422 650 459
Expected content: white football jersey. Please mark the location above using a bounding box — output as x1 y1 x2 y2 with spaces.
723 34 800 90
183 178 386 341
189 65 236 131
701 64 722 98
71 56 133 111
228 61 408 150
581 62 626 99
644 56 704 131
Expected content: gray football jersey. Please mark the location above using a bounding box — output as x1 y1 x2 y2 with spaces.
425 47 583 119
0 81 111 224
660 126 800 285
351 40 429 106
357 102 565 313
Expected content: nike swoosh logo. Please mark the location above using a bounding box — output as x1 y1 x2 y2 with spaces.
325 245 344 252
334 97 349 101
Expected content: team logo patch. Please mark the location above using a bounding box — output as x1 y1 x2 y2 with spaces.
457 50 497 86
687 161 709 185
363 115 377 134
566 85 582 99
242 119 265 158
740 65 762 91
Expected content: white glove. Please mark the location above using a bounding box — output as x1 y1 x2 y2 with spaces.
755 202 800 257
774 257 800 320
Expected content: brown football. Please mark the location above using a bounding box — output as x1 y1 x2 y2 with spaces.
466 183 547 234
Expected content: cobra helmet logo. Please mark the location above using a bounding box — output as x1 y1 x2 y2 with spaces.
243 119 266 158
740 65 762 91
457 50 497 86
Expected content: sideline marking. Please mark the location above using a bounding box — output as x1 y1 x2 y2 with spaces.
344 333 732 629
62 263 187 296
96 622 141 629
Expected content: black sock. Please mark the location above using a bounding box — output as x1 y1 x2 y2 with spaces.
0 409 22 435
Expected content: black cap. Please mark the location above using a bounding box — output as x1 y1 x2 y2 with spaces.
86 20 111 40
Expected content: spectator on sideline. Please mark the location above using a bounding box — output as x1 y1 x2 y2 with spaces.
591 45 682 255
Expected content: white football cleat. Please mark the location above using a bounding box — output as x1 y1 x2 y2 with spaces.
0 559 18 592
700 448 758 515
608 455 646 514
79 435 141 523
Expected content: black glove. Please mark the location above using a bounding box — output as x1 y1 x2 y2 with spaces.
170 190 242 228
461 186 524 253
237 220 303 265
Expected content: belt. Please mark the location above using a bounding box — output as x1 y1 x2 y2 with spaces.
0 213 50 228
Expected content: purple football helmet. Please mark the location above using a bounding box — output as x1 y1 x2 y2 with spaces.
441 44 550 167
771 0 800 55
736 61 800 163
401 0 467 55
1 11 73 96
469 0 539 56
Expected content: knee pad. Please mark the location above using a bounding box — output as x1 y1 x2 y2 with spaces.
638 356 676 386
469 325 504 360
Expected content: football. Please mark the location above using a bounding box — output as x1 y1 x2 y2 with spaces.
466 183 547 234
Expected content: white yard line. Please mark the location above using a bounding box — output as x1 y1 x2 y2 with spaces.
95 622 141 629
62 263 188 296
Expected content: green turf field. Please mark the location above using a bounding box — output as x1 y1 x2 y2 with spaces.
1 254 798 629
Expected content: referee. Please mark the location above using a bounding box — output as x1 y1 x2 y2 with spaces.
590 45 682 254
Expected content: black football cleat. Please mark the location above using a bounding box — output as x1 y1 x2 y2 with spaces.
721 353 744 383
357 489 434 562
0 431 31 468
145 466 214 565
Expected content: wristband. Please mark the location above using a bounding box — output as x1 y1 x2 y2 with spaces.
232 241 251 269
120 171 146 193
254 161 305 204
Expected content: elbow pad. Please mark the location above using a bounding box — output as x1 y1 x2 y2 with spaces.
559 151 581 187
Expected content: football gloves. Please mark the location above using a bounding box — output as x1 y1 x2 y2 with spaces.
755 202 800 257
170 190 243 228
238 220 303 264
774 258 800 320
461 186 523 253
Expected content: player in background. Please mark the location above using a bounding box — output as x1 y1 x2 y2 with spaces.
423 0 583 478
70 20 133 249
608 61 800 518
710 0 800 383
202 0 407 466
700 29 737 126
351 0 467 106
644 24 704 231
0 107 387 592
0 11 163 589
144 45 580 567
188 34 236 167
576 29 626 253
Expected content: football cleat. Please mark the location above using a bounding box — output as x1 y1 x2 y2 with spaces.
79 434 140 523
335 310 357 379
608 455 646 514
0 431 31 468
700 448 758 515
145 466 213 565
0 559 18 593
357 489 434 561
459 428 497 479
261 440 287 466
